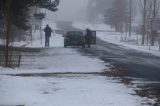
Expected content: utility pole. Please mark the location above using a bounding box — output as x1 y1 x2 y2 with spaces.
142 0 146 45
151 0 157 46
5 0 12 67
129 0 132 37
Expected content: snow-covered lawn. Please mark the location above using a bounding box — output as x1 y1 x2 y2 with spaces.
0 74 155 106
0 34 106 74
97 31 160 57
73 22 160 57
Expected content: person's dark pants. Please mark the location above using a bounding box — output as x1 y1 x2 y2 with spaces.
45 36 50 47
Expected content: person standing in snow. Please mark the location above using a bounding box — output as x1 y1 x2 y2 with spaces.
44 25 52 47
85 28 92 48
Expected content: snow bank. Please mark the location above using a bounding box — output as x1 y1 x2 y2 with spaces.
97 31 160 57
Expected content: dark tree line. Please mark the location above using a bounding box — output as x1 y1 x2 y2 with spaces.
0 0 60 67
0 0 60 30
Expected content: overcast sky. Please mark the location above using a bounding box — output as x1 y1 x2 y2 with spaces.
46 0 89 22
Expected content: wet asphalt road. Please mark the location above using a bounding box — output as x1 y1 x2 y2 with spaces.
80 38 160 81
56 21 160 81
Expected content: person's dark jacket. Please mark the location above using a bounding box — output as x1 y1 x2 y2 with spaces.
44 26 52 37
85 29 92 41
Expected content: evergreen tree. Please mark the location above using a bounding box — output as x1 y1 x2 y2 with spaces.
0 0 60 67
0 0 60 30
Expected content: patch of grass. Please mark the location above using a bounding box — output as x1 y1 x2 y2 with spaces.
105 66 127 77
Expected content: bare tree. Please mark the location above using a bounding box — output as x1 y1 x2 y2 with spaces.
138 0 160 45
104 0 129 32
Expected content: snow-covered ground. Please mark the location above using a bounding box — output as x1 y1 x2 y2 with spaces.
73 22 160 57
0 75 155 106
0 34 106 74
97 32 160 57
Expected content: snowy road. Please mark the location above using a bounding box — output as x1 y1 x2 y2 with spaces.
80 38 160 81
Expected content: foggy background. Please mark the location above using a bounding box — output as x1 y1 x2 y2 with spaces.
45 0 140 24
46 0 89 22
